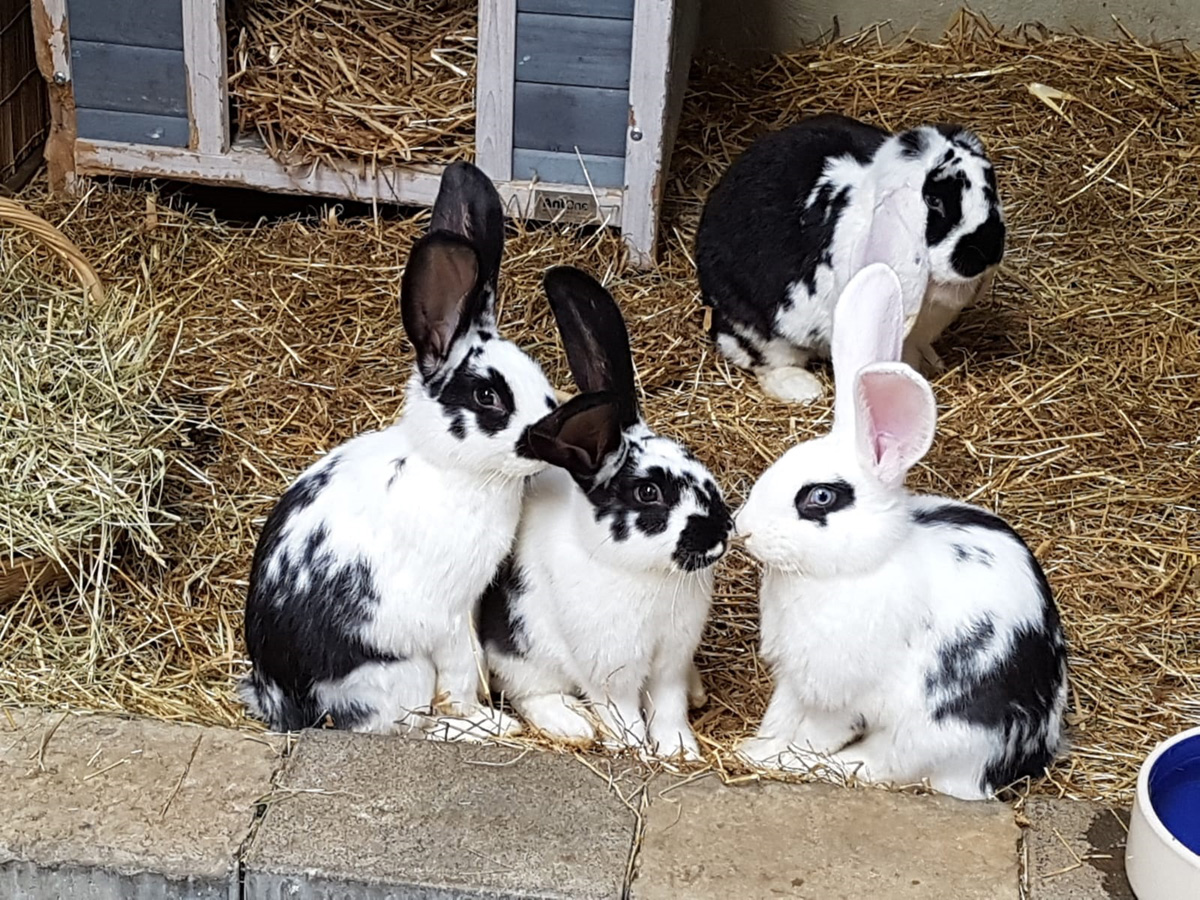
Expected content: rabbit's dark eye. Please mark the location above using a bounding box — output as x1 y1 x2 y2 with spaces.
473 386 500 409
635 482 663 505
924 193 945 216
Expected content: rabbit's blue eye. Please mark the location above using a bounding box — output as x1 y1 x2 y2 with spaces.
808 487 836 507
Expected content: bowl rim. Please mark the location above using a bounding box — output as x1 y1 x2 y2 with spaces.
1136 724 1200 868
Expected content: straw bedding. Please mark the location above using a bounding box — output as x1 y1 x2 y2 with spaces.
3 12 1197 802
228 0 477 168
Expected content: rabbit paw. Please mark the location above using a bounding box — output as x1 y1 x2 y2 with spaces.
757 366 824 404
516 694 597 746
425 706 523 742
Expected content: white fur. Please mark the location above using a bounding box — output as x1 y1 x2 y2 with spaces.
489 431 724 759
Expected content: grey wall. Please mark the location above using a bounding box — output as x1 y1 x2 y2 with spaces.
699 0 1200 61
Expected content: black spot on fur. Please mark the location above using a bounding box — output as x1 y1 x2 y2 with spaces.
478 555 529 657
673 496 733 572
448 414 467 440
545 395 557 411
243 527 400 733
794 479 856 527
387 457 407 489
915 501 1067 792
951 209 1005 279
913 503 1010 534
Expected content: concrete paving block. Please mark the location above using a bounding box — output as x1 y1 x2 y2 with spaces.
243 730 637 899
0 707 283 899
1024 799 1134 899
632 777 1021 900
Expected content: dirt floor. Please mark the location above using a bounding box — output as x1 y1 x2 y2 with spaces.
2 15 1197 803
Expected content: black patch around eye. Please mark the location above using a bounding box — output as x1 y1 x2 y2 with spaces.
898 129 925 158
586 451 684 542
794 479 856 527
923 172 965 246
951 209 1005 278
436 356 516 437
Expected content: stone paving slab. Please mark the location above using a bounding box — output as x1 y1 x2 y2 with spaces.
0 707 283 899
242 729 638 900
1023 799 1134 899
631 776 1021 900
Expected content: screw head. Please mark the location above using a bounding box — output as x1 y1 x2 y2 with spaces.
53 71 68 85
630 129 643 142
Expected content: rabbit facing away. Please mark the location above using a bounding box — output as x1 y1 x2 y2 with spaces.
734 262 1067 800
240 162 558 737
696 113 1005 404
480 267 733 760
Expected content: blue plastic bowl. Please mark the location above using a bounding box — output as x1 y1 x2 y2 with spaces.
1126 726 1200 900
1148 731 1200 856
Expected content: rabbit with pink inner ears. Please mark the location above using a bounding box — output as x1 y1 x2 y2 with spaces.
734 262 1068 801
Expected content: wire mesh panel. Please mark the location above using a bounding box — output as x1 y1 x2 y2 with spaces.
0 0 48 187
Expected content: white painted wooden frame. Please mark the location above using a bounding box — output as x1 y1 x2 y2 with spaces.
475 0 516 182
182 0 230 154
623 0 696 267
28 0 76 192
74 138 625 224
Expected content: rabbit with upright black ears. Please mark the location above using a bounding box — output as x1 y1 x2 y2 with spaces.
240 162 559 737
480 267 733 760
734 262 1067 801
696 113 1005 404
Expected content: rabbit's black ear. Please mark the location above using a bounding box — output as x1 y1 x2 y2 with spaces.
429 161 504 296
400 232 484 380
543 266 639 429
521 392 624 479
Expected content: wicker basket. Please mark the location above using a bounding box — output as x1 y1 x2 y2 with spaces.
0 195 107 603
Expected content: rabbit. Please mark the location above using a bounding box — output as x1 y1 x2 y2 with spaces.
239 162 559 737
733 262 1068 801
479 266 733 760
695 113 1005 404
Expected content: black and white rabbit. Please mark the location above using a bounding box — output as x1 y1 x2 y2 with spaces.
240 162 558 736
734 262 1067 800
696 113 1005 403
480 267 733 759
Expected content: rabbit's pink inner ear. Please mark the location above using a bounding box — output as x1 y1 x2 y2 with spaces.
854 366 937 487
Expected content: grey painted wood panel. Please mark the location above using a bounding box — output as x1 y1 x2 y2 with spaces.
70 41 188 116
513 82 628 157
512 148 624 188
517 0 634 19
76 109 190 147
66 0 184 50
515 13 632 90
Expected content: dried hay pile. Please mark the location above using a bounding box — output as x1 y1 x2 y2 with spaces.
228 0 477 168
3 11 1197 802
0 201 183 660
